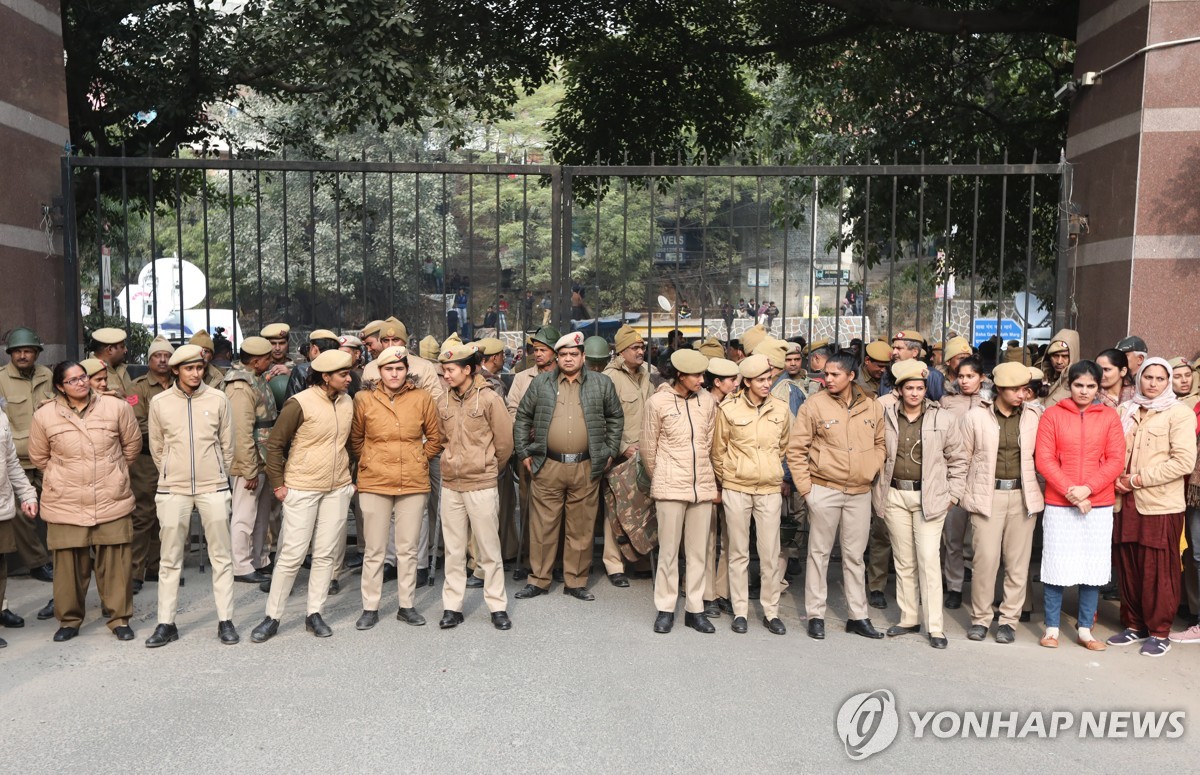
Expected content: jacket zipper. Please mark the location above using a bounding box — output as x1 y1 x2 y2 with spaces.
331 392 339 491
684 394 697 502
187 392 197 493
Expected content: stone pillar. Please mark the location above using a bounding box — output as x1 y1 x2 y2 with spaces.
0 0 70 362
1068 0 1200 359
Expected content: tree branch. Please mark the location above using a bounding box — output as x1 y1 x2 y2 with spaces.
813 0 1079 40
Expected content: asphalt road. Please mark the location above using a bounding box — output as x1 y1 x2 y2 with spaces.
1 556 1196 773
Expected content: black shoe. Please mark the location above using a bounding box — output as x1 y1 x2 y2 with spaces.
144 623 179 648
807 618 826 640
748 583 760 600
514 584 548 599
301 555 312 570
0 636 5 648
396 607 426 626
132 579 143 595
563 586 595 601
466 575 484 589
257 561 274 575
628 569 653 580
846 619 884 639
608 573 630 588
30 563 53 582
383 563 399 582
512 567 530 581
731 616 748 634
930 635 949 649
762 617 787 635
966 624 988 641
439 610 464 629
944 590 962 609
328 579 340 596
234 571 270 584
416 567 430 586
344 553 364 570
785 556 802 579
703 600 721 618
36 600 54 620
491 611 512 630
552 568 564 583
305 613 332 638
654 611 674 633
218 620 239 645
1102 586 1119 601
53 626 79 642
995 624 1015 644
868 590 888 610
251 617 279 643
356 610 379 630
113 625 135 641
1 609 24 628
686 612 716 634
1019 610 1031 623
886 624 921 637
258 579 271 594
716 597 734 615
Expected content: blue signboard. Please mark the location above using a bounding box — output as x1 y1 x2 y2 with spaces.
973 318 1023 346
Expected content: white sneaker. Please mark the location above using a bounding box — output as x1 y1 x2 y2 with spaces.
1168 624 1200 643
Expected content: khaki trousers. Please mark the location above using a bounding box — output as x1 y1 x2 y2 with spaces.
804 485 872 621
442 487 507 612
230 475 274 575
941 504 971 593
267 485 353 619
969 489 1035 627
704 503 730 601
529 459 598 589
498 465 519 560
415 455 441 571
602 505 625 576
724 489 783 619
654 500 710 614
884 488 946 636
9 468 49 568
867 515 891 593
155 491 234 624
359 492 426 610
49 516 133 631
129 454 161 580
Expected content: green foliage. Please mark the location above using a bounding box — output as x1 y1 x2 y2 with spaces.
83 309 153 364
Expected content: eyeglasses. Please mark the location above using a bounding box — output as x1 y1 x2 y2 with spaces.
63 376 89 386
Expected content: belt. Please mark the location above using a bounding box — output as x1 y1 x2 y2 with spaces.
995 478 1022 490
890 478 921 491
547 450 590 464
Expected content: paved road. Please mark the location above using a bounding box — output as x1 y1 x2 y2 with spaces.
1 557 1196 773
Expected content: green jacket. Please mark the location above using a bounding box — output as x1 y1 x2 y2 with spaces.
514 367 623 480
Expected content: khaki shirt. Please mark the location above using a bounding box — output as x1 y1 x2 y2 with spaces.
892 409 924 481
546 374 588 454
130 372 172 438
0 361 55 467
108 363 136 400
602 360 653 451
993 405 1021 480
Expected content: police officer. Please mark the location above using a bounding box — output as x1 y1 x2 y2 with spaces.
80 358 111 393
261 322 294 379
856 340 891 398
145 345 237 647
90 327 135 398
129 336 175 592
880 330 946 401
583 336 610 373
221 337 277 584
188 329 227 387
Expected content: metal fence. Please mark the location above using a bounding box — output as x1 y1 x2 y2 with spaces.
61 153 1069 363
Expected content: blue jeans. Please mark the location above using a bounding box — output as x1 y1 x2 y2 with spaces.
1044 583 1100 629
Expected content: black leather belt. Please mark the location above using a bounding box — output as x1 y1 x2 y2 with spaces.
547 451 590 464
890 478 921 491
995 478 1021 490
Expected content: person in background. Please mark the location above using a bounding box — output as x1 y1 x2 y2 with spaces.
261 323 294 379
856 340 891 398
1096 348 1134 410
80 358 110 394
1115 336 1148 377
1042 330 1080 404
701 358 740 617
1170 358 1199 405
0 409 38 648
880 330 946 401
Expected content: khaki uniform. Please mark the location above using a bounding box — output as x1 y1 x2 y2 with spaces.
601 360 653 576
0 361 53 568
506 365 549 570
222 364 278 575
129 372 171 581
108 363 136 400
204 362 226 388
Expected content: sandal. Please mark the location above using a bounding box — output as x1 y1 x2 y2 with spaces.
1039 634 1059 648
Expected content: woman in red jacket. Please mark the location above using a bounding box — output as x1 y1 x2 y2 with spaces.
1035 360 1126 651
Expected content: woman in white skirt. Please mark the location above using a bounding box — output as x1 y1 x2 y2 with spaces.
1034 360 1127 650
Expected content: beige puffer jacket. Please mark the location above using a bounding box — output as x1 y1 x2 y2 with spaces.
29 392 142 526
712 390 792 495
0 413 37 521
266 386 354 491
641 383 718 503
957 401 1045 518
148 382 234 495
870 401 968 520
1116 402 1197 515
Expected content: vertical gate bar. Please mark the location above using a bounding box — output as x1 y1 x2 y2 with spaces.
997 149 1009 355
646 160 654 343
620 173 628 319
61 158 80 354
148 154 158 337
701 168 709 333
120 148 132 335
550 165 561 334
468 173 475 330
1022 150 1038 348
309 171 316 326
175 169 189 332
560 170 574 330
970 150 980 339
93 169 102 316
673 173 682 334
834 167 846 347
1053 154 1073 331
334 162 342 328
413 167 421 320
861 163 871 342
229 167 237 343
201 169 211 340
807 177 818 346
942 168 953 349
755 175 762 328
728 175 735 339
594 176 602 334
521 157 529 330
361 147 368 324
387 154 395 316
781 177 788 336
916 150 925 334
282 148 289 324
887 153 898 339
256 169 264 340
441 173 449 337
496 174 503 328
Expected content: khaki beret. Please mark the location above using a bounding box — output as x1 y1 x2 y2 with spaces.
892 329 926 345
865 341 892 362
752 338 788 370
309 328 338 342
670 348 709 375
614 324 644 354
419 335 440 360
1046 339 1070 356
1028 366 1045 381
80 358 107 377
239 336 272 356
374 346 409 368
311 349 354 373
441 332 464 350
784 341 803 355
168 344 206 368
439 343 478 364
91 327 127 345
475 337 505 356
1169 357 1190 370
992 362 1032 388
338 334 363 348
706 357 739 378
944 336 972 361
804 338 831 356
261 323 290 339
147 335 175 357
694 336 725 359
1004 342 1029 364
739 354 771 380
931 341 944 352
188 329 214 351
741 324 769 353
379 317 408 341
555 331 585 351
891 359 929 385
360 319 386 339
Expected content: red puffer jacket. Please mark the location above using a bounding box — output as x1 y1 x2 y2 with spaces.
1035 399 1127 507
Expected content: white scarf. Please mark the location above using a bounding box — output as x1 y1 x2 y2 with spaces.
1118 357 1180 435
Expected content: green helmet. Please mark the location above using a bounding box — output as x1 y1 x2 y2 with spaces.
584 336 610 361
528 325 561 350
268 374 290 410
5 327 43 353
